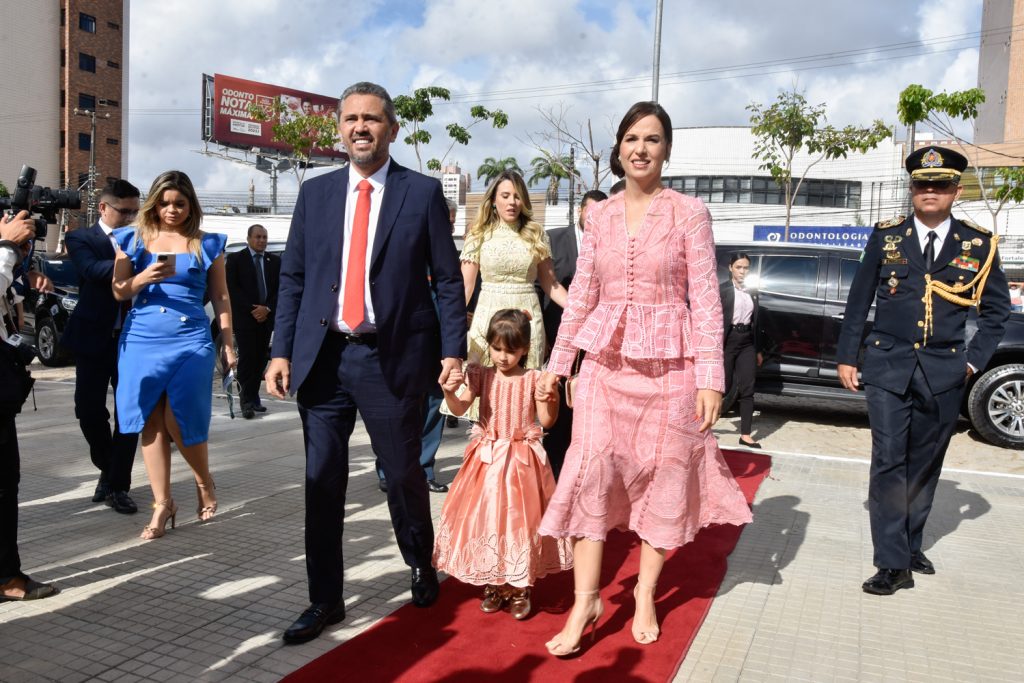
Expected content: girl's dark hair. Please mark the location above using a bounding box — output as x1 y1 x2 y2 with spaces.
730 252 751 265
485 309 531 367
609 101 673 178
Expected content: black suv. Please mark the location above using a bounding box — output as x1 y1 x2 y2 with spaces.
20 252 77 366
716 241 1024 449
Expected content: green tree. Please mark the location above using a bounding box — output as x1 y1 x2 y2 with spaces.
747 90 891 239
0 180 8 197
476 156 523 187
392 86 509 173
247 98 341 185
898 84 1024 233
528 152 571 205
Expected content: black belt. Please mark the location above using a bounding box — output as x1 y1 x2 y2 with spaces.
731 323 752 332
328 330 378 345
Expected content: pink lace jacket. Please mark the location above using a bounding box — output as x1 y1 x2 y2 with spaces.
547 189 725 392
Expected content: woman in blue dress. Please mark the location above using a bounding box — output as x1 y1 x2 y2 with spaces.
112 170 236 540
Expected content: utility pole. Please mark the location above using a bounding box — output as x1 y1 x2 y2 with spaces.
73 107 110 225
567 145 576 228
651 0 665 102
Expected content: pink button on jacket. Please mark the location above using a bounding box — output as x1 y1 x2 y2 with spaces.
547 189 725 392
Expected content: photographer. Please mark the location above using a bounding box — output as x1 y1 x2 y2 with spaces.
1 210 57 601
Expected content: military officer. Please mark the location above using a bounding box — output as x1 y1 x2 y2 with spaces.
836 145 1010 596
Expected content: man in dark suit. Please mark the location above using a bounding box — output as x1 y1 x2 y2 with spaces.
541 190 606 478
62 180 141 514
267 82 466 645
837 146 1009 595
226 224 280 419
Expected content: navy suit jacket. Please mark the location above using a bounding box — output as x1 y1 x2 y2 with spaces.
62 223 120 355
226 248 280 332
837 215 1010 395
272 160 467 397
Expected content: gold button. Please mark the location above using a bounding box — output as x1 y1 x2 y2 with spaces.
914 343 920 349
875 340 880 346
951 348 956 353
890 271 896 276
917 321 924 327
959 276 965 281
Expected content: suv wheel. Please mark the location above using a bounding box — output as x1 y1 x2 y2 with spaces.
967 363 1024 450
35 316 70 367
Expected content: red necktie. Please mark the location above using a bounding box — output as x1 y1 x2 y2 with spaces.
342 179 373 330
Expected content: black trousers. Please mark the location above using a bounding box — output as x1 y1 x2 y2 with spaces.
865 363 962 569
74 337 138 491
0 413 24 583
235 323 272 409
723 329 756 434
297 333 432 605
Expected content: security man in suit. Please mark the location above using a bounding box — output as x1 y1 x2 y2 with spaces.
837 146 1009 595
541 189 606 478
226 224 280 419
63 180 142 514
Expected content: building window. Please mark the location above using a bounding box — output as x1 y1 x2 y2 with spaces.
60 171 66 188
79 93 96 110
79 13 97 33
79 53 96 73
106 138 119 145
60 89 65 107
78 172 89 187
107 60 120 69
662 174 862 210
60 131 65 148
100 98 119 108
107 21 120 30
61 9 66 26
60 50 65 67
78 133 91 151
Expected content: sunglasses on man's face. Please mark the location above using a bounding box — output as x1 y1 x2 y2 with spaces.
911 180 957 192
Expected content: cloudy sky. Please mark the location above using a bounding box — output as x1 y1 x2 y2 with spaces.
127 0 986 202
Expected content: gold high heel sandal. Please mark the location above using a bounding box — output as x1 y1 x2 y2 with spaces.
632 581 661 645
544 590 603 657
195 480 217 522
140 499 177 540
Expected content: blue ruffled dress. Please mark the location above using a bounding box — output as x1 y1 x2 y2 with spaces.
113 228 227 446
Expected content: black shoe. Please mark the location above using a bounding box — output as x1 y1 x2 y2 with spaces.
862 568 914 595
106 491 138 514
378 479 388 493
411 567 440 607
0 578 59 602
252 404 267 413
426 479 449 493
739 437 762 449
446 416 459 428
282 602 346 645
910 551 935 575
242 406 256 419
92 481 112 503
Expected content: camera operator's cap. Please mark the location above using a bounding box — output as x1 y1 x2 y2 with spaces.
905 146 968 181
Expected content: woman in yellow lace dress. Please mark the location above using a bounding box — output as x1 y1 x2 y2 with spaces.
461 171 568 369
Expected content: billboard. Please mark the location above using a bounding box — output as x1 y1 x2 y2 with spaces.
201 73 347 160
753 225 873 249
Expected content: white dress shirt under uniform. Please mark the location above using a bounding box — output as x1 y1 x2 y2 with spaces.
332 159 391 333
913 215 951 261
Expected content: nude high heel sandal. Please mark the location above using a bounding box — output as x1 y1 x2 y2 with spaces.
140 499 177 540
196 480 217 522
544 590 603 657
632 581 661 645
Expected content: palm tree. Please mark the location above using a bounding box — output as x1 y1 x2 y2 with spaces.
477 156 523 186
528 153 571 205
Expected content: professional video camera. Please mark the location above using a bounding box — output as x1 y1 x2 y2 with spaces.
0 164 81 240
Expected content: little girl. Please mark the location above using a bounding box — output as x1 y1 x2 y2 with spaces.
433 309 572 619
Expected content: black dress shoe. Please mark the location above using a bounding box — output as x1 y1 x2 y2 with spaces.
910 551 935 575
282 602 346 645
739 437 762 449
862 568 914 595
252 404 267 413
411 567 440 607
378 479 388 493
241 406 256 419
106 491 138 514
426 479 449 493
92 481 112 503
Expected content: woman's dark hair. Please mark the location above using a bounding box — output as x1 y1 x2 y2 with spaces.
609 101 673 178
729 252 751 265
485 309 532 367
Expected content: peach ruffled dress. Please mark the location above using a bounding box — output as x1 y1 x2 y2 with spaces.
433 366 572 587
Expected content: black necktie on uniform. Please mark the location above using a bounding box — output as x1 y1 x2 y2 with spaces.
254 253 267 304
924 231 937 271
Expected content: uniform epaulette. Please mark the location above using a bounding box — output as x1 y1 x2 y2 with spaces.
960 218 992 235
874 215 905 230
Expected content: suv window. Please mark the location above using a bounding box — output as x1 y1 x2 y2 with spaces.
839 258 860 300
759 255 818 297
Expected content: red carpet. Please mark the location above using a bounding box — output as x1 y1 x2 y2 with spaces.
284 450 771 683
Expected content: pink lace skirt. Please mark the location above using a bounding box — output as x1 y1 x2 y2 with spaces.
433 427 573 587
539 348 753 550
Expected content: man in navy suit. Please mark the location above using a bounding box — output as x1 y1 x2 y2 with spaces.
267 82 466 645
226 224 280 419
63 180 141 514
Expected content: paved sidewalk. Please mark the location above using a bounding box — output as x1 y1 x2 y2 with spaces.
1 379 1022 682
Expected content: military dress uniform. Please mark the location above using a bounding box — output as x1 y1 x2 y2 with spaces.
836 146 1010 593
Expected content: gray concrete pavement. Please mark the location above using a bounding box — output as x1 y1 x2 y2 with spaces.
1 372 1022 682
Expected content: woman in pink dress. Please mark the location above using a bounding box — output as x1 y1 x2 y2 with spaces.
537 102 753 655
434 309 571 620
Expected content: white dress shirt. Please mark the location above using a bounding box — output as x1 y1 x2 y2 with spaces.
98 218 117 251
333 159 391 333
913 215 952 262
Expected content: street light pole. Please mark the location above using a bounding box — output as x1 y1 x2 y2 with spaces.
567 145 576 229
652 0 665 102
73 107 110 226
